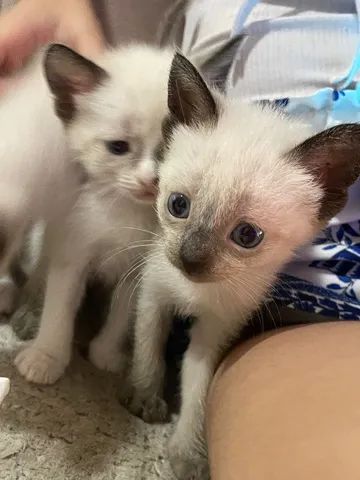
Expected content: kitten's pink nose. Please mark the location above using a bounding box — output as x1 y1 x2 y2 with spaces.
139 176 158 195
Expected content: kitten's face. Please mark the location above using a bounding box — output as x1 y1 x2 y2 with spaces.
157 54 360 285
158 119 321 283
69 91 164 203
45 45 172 204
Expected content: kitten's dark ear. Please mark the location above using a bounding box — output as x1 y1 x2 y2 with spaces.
44 44 108 123
200 35 244 91
287 124 360 221
168 52 218 126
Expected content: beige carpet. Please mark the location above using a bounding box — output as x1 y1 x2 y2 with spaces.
0 324 175 480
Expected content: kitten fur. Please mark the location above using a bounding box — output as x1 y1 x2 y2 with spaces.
14 44 173 384
125 53 360 480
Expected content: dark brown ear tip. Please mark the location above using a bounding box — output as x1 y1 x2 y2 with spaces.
45 43 88 67
172 51 187 62
44 44 72 79
170 51 191 76
46 43 70 55
169 50 209 95
44 43 73 63
168 50 218 126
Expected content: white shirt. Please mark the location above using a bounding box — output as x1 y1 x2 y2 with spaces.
182 0 360 100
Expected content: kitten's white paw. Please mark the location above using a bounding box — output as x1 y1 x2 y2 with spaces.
0 278 18 316
169 443 209 480
120 384 168 423
15 345 67 384
88 337 127 374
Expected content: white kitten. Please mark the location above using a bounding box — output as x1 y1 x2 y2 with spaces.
13 43 175 384
125 54 360 480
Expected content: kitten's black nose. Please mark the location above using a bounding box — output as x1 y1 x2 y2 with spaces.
179 229 210 277
180 254 207 276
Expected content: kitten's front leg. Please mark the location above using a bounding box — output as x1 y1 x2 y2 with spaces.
88 279 134 375
169 319 231 480
121 280 172 423
14 258 88 384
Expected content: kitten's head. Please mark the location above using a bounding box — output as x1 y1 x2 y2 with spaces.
157 53 360 286
44 44 173 203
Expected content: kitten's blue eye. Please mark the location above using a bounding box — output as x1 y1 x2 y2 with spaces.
230 222 264 249
106 140 130 155
168 193 190 218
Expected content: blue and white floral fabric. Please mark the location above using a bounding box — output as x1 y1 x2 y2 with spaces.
275 221 360 319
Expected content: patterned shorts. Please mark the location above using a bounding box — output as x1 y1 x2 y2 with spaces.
274 221 360 320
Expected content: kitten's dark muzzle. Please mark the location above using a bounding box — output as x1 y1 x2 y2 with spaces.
177 228 215 282
180 252 208 277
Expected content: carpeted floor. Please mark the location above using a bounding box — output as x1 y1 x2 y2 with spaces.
0 324 176 480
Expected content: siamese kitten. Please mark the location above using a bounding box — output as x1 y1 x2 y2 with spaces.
124 53 360 479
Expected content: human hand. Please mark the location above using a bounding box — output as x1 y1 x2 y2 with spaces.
0 0 105 79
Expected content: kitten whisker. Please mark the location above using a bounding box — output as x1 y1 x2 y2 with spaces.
99 241 156 270
225 275 280 329
112 257 149 305
114 247 165 298
127 271 144 311
116 226 161 238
